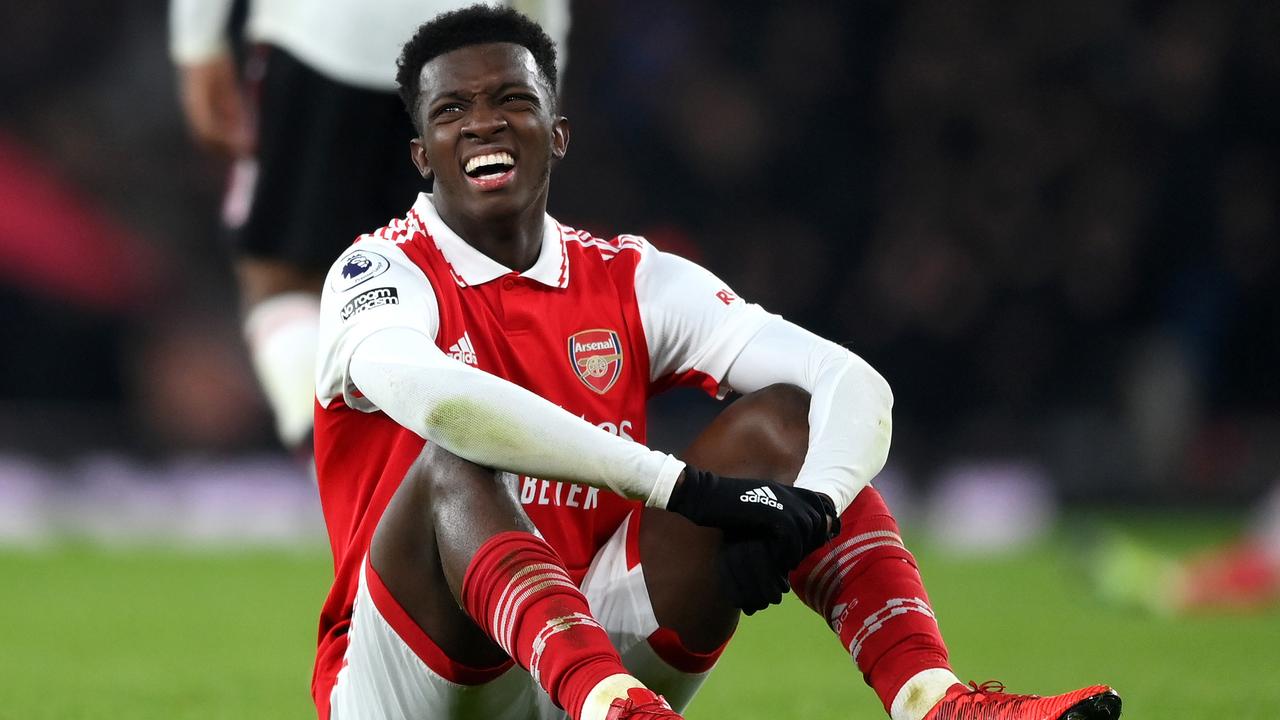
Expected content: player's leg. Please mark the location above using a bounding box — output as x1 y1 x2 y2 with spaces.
629 385 849 709
238 259 324 449
231 45 423 451
640 385 1120 720
359 442 680 720
1094 478 1280 614
638 384 814 653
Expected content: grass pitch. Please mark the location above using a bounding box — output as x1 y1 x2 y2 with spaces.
2 513 1276 719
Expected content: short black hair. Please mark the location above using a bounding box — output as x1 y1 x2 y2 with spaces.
396 4 559 130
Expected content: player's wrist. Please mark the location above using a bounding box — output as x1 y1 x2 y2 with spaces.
644 454 685 510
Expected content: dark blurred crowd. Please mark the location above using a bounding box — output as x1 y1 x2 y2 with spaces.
1 1 1276 501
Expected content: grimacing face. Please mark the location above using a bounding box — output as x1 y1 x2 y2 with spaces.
409 42 569 224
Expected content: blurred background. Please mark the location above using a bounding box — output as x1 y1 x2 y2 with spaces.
1 1 1278 716
2 0 1276 533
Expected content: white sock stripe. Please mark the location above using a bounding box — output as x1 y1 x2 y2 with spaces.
527 614 603 685
497 575 576 652
493 564 573 649
811 538 907 613
492 562 568 629
849 597 934 640
813 539 905 612
849 606 938 662
492 564 565 641
498 577 578 652
530 613 601 653
814 540 916 614
846 598 937 662
805 530 903 589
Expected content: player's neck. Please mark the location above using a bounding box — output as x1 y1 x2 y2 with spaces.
440 203 546 273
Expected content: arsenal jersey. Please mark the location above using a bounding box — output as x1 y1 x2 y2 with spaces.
309 193 772 707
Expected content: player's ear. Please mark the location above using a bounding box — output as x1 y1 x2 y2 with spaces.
409 138 433 181
551 116 569 162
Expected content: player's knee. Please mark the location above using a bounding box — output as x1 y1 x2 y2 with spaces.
412 443 534 537
415 442 489 497
740 383 810 422
731 383 811 464
683 384 812 483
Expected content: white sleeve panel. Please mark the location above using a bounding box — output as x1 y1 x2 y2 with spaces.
315 241 441 412
348 327 686 506
169 0 235 64
636 247 773 395
723 319 894 515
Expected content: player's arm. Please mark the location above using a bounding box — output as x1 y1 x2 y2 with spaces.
320 244 828 548
169 0 251 158
722 319 892 514
639 247 892 515
350 325 686 506
639 245 890 611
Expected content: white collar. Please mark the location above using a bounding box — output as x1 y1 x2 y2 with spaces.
410 193 568 289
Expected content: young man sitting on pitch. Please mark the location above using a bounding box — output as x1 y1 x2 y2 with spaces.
308 6 1124 720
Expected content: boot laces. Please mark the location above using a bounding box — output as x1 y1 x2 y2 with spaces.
968 680 1007 694
961 679 1049 711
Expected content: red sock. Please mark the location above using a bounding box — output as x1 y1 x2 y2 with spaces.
789 487 951 712
461 531 626 719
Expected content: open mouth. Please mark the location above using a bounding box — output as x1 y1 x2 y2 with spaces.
463 151 516 190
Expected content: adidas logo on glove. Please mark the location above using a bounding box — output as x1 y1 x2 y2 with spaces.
740 486 784 509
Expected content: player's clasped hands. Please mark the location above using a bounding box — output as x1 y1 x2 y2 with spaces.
667 465 840 614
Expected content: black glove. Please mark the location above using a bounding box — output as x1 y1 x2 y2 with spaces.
667 464 839 568
717 535 790 615
717 492 840 615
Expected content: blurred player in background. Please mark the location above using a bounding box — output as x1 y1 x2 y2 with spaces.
1095 478 1280 614
169 0 569 450
309 6 1124 720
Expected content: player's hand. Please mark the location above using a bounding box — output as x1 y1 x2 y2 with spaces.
667 465 839 567
178 53 253 158
717 491 840 615
717 535 791 615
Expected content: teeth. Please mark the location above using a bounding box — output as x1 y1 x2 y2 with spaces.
465 152 515 174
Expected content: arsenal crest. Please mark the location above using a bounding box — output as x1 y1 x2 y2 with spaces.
568 329 624 394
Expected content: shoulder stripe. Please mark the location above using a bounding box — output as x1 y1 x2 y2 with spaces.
563 228 648 261
408 208 468 287
358 211 427 248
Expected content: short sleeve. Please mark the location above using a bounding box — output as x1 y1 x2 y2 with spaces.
636 246 774 397
315 239 440 411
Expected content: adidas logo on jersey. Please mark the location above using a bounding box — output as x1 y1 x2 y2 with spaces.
740 486 783 509
448 332 478 366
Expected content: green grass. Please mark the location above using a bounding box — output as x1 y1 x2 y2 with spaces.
1 514 1276 719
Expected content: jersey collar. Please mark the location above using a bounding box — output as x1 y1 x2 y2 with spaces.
411 193 569 289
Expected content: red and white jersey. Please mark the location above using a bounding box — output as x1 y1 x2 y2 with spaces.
309 193 772 707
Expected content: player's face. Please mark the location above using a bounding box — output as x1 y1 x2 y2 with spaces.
410 43 568 223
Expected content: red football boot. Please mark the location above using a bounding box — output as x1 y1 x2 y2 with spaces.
604 687 683 720
923 681 1121 720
